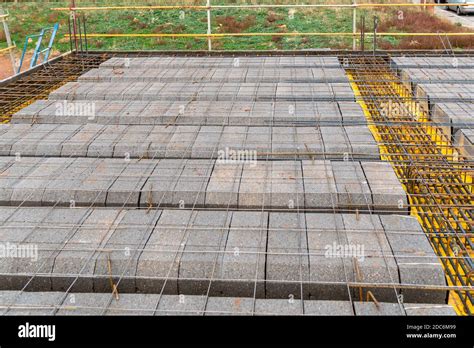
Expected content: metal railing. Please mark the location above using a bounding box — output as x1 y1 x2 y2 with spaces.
52 1 474 51
0 8 16 72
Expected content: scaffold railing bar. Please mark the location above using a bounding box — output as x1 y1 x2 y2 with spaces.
51 3 474 11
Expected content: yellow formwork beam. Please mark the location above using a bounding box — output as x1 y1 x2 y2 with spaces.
65 32 474 38
0 46 15 54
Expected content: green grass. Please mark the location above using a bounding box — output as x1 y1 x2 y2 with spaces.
6 1 471 53
1 1 360 52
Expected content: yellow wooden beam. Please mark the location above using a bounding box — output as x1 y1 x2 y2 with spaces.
65 32 474 38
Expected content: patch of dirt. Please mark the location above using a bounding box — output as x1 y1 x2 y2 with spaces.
378 9 474 49
0 50 61 81
215 15 256 33
0 54 16 80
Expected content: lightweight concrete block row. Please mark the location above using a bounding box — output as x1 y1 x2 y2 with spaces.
0 157 406 211
0 157 44 205
12 99 367 126
48 81 356 102
454 128 474 159
79 67 349 83
415 83 474 113
379 215 447 304
0 124 379 160
0 207 94 291
305 213 399 301
391 56 474 69
0 291 456 315
399 68 474 86
0 208 444 302
99 56 342 69
432 102 474 138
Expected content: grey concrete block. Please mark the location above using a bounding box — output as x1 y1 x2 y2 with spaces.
454 128 474 159
218 126 247 150
93 209 162 293
343 214 400 302
145 126 175 158
304 300 354 315
380 215 447 304
333 161 372 209
56 292 113 315
361 162 408 213
106 160 157 207
61 124 103 157
305 213 354 300
302 160 337 209
113 125 153 158
165 126 199 157
155 295 206 315
345 126 379 160
191 126 222 158
269 161 304 208
105 293 161 315
6 291 64 315
238 162 270 208
35 125 81 156
136 210 195 294
178 211 232 295
51 209 125 292
0 158 42 205
254 299 303 315
205 163 242 208
271 127 298 154
0 124 31 155
74 159 127 206
87 125 127 157
266 212 309 299
172 159 214 207
295 127 324 158
205 297 254 316
4 208 90 291
404 304 456 316
139 159 185 208
10 158 72 206
42 158 100 206
0 291 21 315
321 127 351 158
10 124 57 156
353 301 405 316
212 211 267 298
